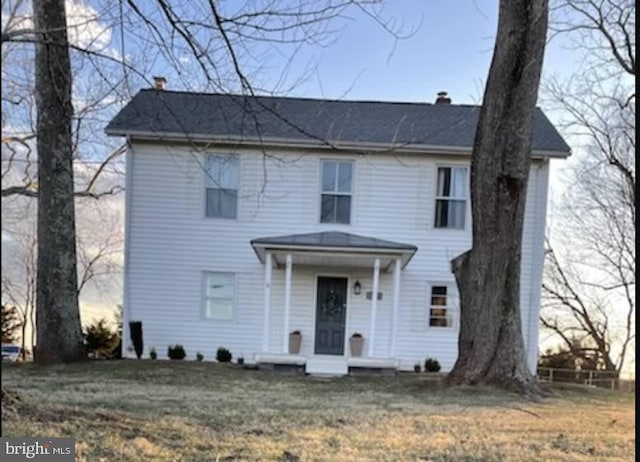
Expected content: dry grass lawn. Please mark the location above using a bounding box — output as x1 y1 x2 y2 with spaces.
1 360 635 461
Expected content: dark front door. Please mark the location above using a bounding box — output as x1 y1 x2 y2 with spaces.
315 276 348 355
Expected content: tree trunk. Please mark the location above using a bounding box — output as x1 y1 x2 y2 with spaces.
446 0 548 394
34 0 85 363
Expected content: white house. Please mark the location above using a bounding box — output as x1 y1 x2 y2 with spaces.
106 84 570 375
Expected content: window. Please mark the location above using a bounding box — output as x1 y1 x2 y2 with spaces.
429 285 453 327
203 272 235 320
320 160 353 224
434 166 467 229
205 154 238 218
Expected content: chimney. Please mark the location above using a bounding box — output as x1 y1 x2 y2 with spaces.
435 91 451 104
153 76 167 91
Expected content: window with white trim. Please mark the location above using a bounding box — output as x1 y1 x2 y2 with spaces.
203 272 235 320
429 285 453 327
320 160 353 224
434 166 468 229
205 154 238 219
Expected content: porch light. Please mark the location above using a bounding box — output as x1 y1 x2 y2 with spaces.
353 280 361 295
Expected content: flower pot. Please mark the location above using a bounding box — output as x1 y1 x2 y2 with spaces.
289 333 302 354
349 336 364 357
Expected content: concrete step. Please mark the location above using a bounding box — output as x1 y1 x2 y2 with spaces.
305 355 348 376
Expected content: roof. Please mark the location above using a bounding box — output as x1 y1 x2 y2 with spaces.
105 89 571 155
251 231 417 251
250 231 418 269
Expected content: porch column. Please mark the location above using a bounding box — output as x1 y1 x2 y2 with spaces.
389 257 401 356
369 257 380 357
262 252 272 352
283 253 292 353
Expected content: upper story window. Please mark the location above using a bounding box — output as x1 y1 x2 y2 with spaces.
205 154 238 219
320 160 353 224
203 272 235 320
429 285 453 328
434 166 467 229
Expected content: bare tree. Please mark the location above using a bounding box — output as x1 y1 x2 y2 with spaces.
1 194 123 359
541 0 635 375
446 0 549 395
1 216 37 359
29 0 85 362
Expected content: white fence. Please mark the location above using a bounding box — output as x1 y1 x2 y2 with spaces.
537 367 635 392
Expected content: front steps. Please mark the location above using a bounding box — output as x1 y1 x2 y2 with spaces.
305 355 348 376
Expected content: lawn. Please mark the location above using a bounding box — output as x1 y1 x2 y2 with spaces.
1 360 635 461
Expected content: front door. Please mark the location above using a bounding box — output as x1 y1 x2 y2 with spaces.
315 276 348 355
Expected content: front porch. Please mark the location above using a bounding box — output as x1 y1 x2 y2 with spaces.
250 231 417 375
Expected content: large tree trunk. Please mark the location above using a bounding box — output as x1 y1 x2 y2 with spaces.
34 0 85 363
446 0 548 394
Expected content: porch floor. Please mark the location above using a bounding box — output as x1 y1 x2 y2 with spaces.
253 353 398 376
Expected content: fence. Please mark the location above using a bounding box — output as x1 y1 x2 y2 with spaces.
537 367 635 392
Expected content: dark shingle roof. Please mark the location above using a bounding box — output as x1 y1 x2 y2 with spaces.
251 231 417 251
105 89 570 154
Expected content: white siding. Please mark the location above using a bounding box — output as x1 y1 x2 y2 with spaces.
123 143 549 371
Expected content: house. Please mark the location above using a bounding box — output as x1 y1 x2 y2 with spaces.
105 82 570 375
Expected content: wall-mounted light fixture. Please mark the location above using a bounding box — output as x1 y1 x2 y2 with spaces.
353 280 361 295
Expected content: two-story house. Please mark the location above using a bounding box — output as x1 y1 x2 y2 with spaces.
106 83 570 375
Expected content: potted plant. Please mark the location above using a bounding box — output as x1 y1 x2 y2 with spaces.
349 333 364 357
289 330 302 354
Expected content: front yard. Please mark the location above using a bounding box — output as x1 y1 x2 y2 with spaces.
1 360 635 461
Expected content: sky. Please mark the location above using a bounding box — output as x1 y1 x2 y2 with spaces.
215 1 580 111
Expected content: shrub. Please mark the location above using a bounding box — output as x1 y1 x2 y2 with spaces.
237 357 244 365
129 321 143 359
424 357 441 373
84 318 119 359
2 304 23 344
149 347 157 360
216 346 232 363
413 363 421 373
196 352 204 362
167 344 186 360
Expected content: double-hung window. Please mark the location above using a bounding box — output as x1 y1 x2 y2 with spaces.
320 160 353 224
203 272 235 320
434 166 467 229
429 285 453 327
205 154 238 219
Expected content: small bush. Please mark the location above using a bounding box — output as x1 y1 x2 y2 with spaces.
414 363 421 373
237 357 244 365
216 346 232 363
196 352 204 362
149 347 157 360
167 344 186 360
424 357 441 373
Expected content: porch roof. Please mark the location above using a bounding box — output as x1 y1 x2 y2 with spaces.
250 231 417 270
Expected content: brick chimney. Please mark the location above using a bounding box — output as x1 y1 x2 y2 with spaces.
153 76 167 90
435 91 451 104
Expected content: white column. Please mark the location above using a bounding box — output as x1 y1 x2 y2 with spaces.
283 253 292 353
389 257 401 357
262 252 272 352
369 257 380 357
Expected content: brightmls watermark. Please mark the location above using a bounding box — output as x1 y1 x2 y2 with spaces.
0 438 74 461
